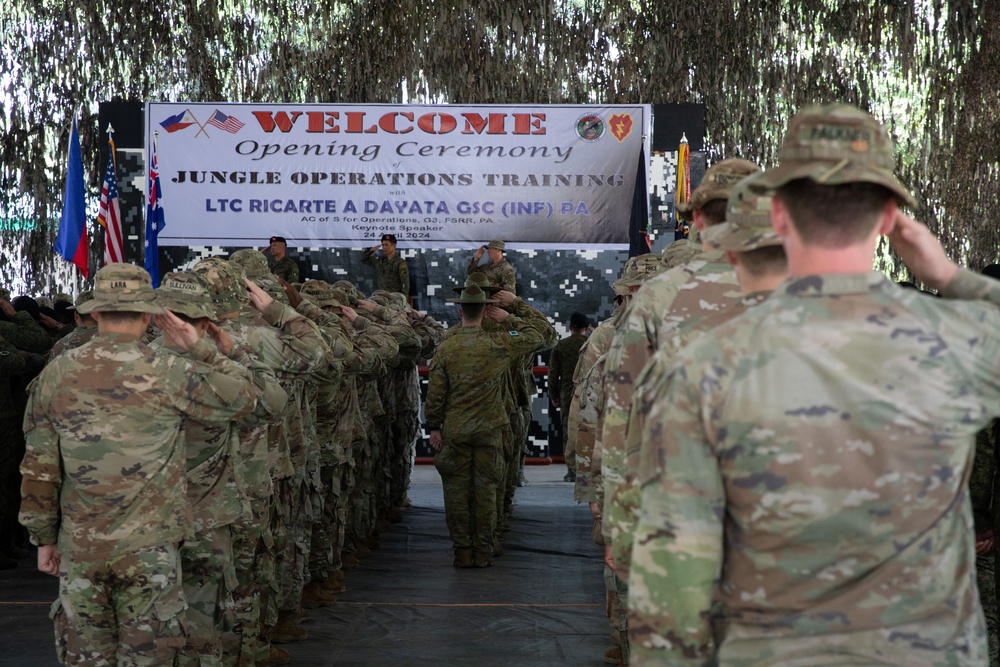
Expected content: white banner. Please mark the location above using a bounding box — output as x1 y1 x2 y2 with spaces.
145 103 649 249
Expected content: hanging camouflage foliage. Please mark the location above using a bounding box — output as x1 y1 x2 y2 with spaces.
0 0 995 293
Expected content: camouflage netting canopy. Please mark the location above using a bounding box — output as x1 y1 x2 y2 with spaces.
1 0 997 294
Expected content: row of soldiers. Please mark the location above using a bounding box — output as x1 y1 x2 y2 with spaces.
566 103 1000 666
17 248 446 667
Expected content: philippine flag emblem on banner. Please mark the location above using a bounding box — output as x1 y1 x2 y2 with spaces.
609 114 634 142
160 110 197 133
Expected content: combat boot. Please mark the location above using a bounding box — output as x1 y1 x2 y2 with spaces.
473 550 493 568
453 547 474 568
270 612 308 644
322 576 347 594
301 581 336 609
342 551 359 569
361 534 381 550
262 646 290 667
354 542 372 559
492 539 504 557
332 568 346 581
375 516 393 533
387 506 404 523
604 646 623 665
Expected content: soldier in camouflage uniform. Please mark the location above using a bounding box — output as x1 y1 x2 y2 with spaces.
468 239 517 293
19 263 261 667
267 236 300 283
548 312 590 482
630 104 994 665
426 286 554 567
47 292 96 361
361 233 410 295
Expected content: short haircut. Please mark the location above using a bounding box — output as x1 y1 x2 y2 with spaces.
736 246 788 278
96 311 146 324
776 179 895 247
698 198 729 227
459 302 486 321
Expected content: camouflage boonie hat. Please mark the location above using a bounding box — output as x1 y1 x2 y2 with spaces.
256 276 289 304
329 287 353 307
487 240 506 251
614 253 667 289
76 263 164 315
35 296 53 308
229 248 271 279
53 293 73 306
387 292 411 313
447 284 497 304
194 257 248 316
67 290 94 310
453 271 501 295
676 158 761 221
300 280 341 308
703 176 783 252
155 271 218 320
747 103 916 207
331 280 361 305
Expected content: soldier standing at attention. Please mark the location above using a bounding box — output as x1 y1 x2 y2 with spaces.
549 312 590 482
268 235 300 283
426 286 554 568
468 240 517 293
18 263 262 666
361 233 410 296
629 103 999 665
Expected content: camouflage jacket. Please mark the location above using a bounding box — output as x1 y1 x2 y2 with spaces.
467 257 516 293
270 256 300 283
629 269 1000 666
19 332 259 557
426 299 554 438
601 251 740 546
0 311 53 354
570 318 616 504
548 333 587 406
0 334 43 420
361 248 410 295
47 324 97 362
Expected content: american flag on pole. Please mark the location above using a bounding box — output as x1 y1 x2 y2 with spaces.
207 110 245 134
97 134 124 264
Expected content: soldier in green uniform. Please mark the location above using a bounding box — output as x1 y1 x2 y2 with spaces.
548 312 589 482
19 263 262 667
268 235 300 283
361 233 410 295
468 240 517 293
629 104 996 665
426 286 554 568
47 291 96 361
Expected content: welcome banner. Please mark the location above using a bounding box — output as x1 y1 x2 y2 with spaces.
145 103 649 249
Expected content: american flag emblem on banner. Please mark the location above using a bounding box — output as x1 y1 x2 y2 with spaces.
207 110 246 134
97 138 124 264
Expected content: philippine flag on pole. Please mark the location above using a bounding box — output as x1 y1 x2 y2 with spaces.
159 109 196 133
54 118 89 277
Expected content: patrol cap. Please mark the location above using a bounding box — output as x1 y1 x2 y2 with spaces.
194 257 247 316
747 103 916 208
702 176 783 252
675 159 761 221
447 284 497 304
77 263 164 315
229 248 271 279
155 271 218 320
487 240 505 251
614 253 667 289
453 271 502 295
67 290 94 310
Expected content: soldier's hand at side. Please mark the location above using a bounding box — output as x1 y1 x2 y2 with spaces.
156 310 200 351
976 529 995 555
551 397 560 409
357 299 377 313
37 544 60 576
485 306 509 323
429 430 443 451
339 306 358 322
276 276 302 308
245 278 274 311
603 545 615 571
205 322 234 355
494 290 516 307
589 502 602 522
887 210 958 292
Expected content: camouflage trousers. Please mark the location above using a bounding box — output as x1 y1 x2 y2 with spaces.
503 409 527 517
370 419 392 521
559 398 576 474
389 411 419 508
309 463 346 583
434 430 504 553
604 564 629 663
977 552 999 665
277 477 311 613
228 495 276 667
348 436 373 550
179 526 237 667
494 425 516 542
55 543 186 666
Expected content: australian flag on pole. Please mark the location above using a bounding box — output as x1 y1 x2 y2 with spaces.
54 118 89 277
144 139 165 286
